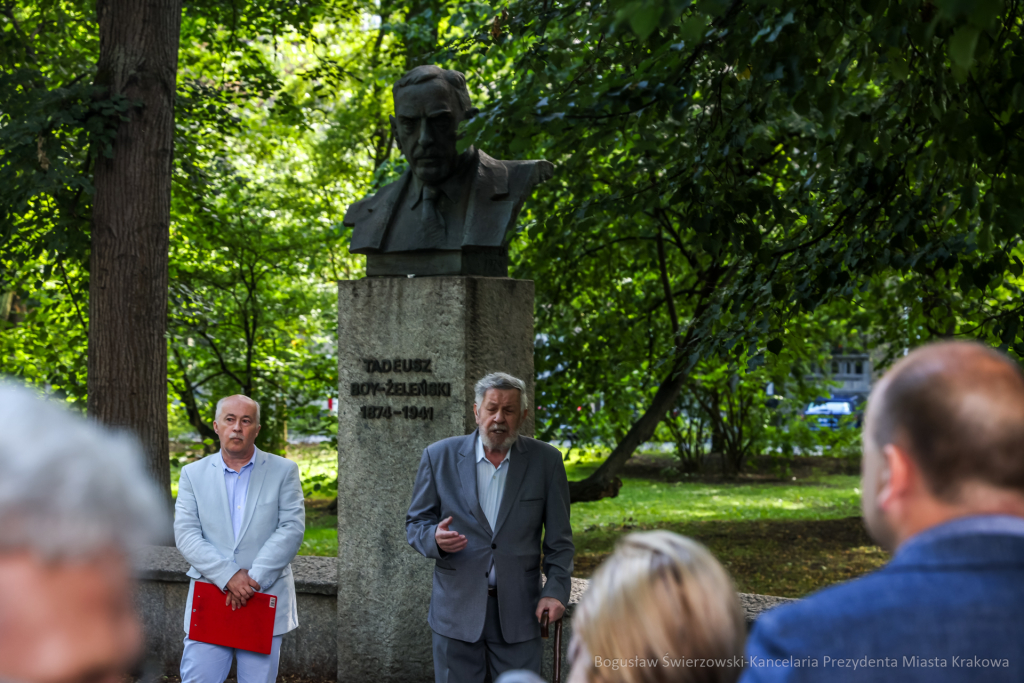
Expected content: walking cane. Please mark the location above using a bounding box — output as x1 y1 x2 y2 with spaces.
540 609 563 683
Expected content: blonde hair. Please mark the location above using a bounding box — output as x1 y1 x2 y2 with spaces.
568 532 745 683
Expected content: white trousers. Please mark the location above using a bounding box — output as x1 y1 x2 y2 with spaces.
180 635 283 683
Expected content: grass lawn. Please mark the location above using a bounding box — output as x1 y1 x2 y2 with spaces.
565 451 888 597
170 444 888 598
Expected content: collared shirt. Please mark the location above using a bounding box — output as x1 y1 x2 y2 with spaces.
477 434 511 587
222 451 255 541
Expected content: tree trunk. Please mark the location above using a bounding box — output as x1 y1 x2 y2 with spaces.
89 0 183 508
567 353 690 502
566 262 726 503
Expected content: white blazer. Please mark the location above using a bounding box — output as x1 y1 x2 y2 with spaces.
174 447 305 636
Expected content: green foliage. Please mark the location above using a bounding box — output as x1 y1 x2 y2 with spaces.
440 0 1024 454
293 447 338 499
168 172 340 448
770 413 863 461
2 1 369 430
0 247 88 403
0 2 123 401
4 0 1024 492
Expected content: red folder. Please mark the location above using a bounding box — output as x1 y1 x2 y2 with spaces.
188 580 277 654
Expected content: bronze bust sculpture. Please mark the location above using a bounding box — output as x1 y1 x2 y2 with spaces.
345 66 554 277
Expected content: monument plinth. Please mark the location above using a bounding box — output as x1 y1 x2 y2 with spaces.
336 277 534 682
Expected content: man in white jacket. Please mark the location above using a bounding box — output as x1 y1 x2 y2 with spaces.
175 394 305 683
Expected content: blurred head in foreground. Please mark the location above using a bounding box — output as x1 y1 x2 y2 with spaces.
861 341 1024 551
0 385 166 683
568 531 745 683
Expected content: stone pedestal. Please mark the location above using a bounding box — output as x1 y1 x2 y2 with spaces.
337 276 535 683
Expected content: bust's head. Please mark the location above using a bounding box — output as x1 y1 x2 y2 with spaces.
391 66 478 185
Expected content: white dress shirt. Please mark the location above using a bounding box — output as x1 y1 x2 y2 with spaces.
221 452 257 586
476 435 511 587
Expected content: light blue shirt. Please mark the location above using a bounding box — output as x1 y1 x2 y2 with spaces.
476 435 511 587
221 451 255 542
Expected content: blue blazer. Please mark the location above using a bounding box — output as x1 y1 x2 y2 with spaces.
741 516 1024 682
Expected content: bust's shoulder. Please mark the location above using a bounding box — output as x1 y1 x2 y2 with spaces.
343 176 407 227
343 195 373 226
477 151 554 197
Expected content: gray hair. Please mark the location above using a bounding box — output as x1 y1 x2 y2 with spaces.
0 384 168 559
394 65 476 118
474 372 528 414
215 395 261 425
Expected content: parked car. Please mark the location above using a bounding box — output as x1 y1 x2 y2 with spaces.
804 397 862 429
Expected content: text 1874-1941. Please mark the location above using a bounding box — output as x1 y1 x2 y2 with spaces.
360 405 434 420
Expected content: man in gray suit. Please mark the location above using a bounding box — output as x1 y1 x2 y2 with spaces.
407 372 574 683
175 394 305 683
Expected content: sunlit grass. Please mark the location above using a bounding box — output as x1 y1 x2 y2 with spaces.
298 523 337 556
565 450 862 528
569 476 862 527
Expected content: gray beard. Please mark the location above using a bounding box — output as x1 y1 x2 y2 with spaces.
481 427 518 452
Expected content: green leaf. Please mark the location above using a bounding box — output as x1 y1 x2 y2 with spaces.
629 4 663 41
949 25 980 69
1008 257 1023 279
968 0 1004 30
695 0 730 17
792 91 810 116
680 15 706 44
890 55 909 80
767 339 784 354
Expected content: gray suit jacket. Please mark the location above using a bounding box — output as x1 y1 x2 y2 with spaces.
346 149 554 253
174 448 306 636
406 431 574 644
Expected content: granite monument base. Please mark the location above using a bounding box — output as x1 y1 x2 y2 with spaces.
337 276 535 683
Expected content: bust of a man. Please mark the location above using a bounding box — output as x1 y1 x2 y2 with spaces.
344 66 554 277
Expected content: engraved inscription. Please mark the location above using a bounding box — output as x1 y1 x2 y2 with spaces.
363 358 432 373
360 405 435 420
352 356 448 424
350 380 451 397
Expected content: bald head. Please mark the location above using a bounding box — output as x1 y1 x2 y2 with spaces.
868 341 1024 500
215 394 260 425
213 395 262 463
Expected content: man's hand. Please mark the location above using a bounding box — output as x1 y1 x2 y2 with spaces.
224 569 261 610
434 516 467 554
536 597 565 623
